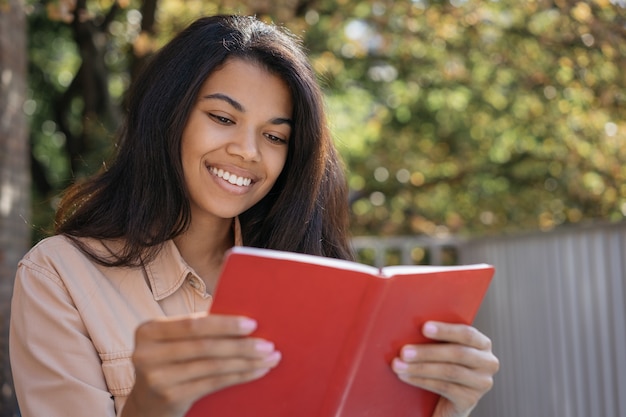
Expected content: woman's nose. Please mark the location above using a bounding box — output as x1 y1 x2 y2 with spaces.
227 128 261 161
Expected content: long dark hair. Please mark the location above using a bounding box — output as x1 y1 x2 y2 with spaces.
55 15 354 266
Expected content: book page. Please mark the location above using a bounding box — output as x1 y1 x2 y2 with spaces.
381 263 492 277
229 246 381 275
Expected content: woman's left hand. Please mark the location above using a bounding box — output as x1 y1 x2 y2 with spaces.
391 321 499 417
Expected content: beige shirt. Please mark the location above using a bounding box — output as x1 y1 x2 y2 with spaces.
10 223 242 417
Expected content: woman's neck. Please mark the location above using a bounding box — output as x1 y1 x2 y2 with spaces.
173 217 234 293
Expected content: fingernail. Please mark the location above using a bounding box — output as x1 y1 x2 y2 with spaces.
392 358 409 373
402 347 417 361
423 322 438 337
239 318 257 332
255 340 275 353
266 350 282 364
252 368 271 378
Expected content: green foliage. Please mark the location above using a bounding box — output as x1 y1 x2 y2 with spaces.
305 0 626 237
26 0 626 241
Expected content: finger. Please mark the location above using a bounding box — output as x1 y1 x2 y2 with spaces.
422 322 492 351
133 337 278 366
158 365 278 410
134 361 280 414
400 343 498 371
142 351 282 388
136 314 258 341
392 358 494 393
186 366 275 395
395 372 487 412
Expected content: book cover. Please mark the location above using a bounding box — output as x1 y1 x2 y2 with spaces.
185 246 494 417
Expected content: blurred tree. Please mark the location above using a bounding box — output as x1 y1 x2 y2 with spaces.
313 0 626 239
0 0 29 415
24 0 626 244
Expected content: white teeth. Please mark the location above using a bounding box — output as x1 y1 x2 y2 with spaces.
209 167 252 187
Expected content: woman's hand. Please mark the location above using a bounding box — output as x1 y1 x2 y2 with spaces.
121 312 281 417
391 321 499 417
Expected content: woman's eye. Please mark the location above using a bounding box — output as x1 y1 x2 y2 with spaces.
209 113 234 125
264 133 288 145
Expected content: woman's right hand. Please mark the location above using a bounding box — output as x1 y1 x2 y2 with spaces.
120 312 281 417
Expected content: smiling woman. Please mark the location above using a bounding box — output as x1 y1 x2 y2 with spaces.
53 15 353 267
180 59 292 234
9 14 498 417
11 16 352 416
10 15 354 417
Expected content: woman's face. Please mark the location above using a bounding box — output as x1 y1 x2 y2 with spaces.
180 58 292 225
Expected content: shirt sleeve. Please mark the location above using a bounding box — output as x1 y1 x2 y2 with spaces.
9 258 117 417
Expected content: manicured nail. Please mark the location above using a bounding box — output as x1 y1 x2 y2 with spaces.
239 318 257 332
265 350 282 364
423 322 438 337
402 347 417 361
392 358 409 373
252 368 271 378
255 340 275 353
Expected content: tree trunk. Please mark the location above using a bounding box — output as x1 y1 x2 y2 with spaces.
0 0 30 415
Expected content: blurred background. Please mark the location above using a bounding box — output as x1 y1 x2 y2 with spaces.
19 0 626 243
1 0 626 416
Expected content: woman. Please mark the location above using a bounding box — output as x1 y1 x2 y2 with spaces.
10 15 498 417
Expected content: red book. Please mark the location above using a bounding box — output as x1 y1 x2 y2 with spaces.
186 246 494 417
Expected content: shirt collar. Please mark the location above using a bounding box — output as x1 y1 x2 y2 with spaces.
143 217 243 301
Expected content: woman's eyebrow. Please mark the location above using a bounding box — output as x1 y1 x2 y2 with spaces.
271 117 293 128
202 93 244 112
203 93 293 127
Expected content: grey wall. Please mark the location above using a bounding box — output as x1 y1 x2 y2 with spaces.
462 222 626 417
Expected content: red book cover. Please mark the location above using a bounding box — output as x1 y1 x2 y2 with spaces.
185 246 494 417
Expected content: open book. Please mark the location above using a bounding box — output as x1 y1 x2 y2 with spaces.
185 246 494 417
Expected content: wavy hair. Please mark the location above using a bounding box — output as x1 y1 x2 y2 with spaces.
55 15 354 265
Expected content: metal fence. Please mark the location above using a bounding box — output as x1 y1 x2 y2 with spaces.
352 221 626 417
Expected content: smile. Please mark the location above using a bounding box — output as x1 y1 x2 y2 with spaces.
209 166 253 187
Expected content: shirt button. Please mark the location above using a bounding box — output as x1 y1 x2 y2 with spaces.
188 277 200 289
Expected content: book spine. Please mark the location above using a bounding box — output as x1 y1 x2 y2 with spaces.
317 278 389 417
